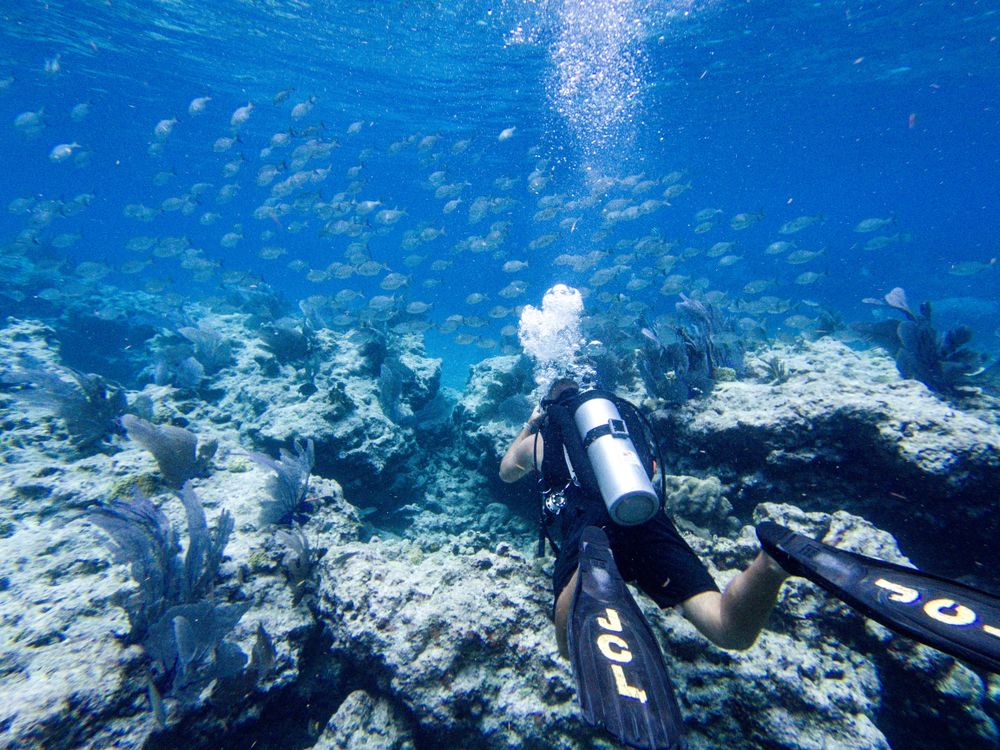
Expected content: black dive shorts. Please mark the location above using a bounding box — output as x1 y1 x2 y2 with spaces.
552 493 719 612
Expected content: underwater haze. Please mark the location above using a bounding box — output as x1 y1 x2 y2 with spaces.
1 1 999 749
2 0 998 385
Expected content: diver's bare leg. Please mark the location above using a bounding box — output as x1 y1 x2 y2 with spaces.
554 568 579 659
682 552 788 650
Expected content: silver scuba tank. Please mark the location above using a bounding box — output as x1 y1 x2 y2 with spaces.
572 395 659 526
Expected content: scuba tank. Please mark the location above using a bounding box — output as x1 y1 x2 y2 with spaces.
545 389 661 527
573 395 660 525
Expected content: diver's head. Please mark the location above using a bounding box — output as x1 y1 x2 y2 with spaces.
545 377 579 403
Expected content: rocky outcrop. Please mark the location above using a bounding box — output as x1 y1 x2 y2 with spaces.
314 500 996 750
192 317 442 505
453 354 535 476
313 690 416 750
655 338 1000 583
1 317 996 750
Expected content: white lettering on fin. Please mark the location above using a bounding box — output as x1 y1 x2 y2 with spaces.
924 598 976 626
611 664 647 703
597 608 622 632
596 633 633 663
874 578 919 604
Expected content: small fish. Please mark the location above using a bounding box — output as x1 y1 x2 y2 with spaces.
693 221 715 234
742 279 775 295
779 214 822 235
367 294 395 311
786 248 824 264
465 292 488 305
717 254 743 267
498 126 516 141
765 240 794 255
854 216 895 233
220 231 243 248
948 258 996 276
8 197 36 214
272 87 295 105
70 101 91 122
230 102 254 127
502 260 528 273
794 271 827 285
257 245 287 260
291 96 316 120
499 281 527 298
125 235 157 251
380 272 408 290
405 301 432 314
222 157 243 178
784 314 816 330
154 117 178 140
213 136 238 152
662 182 692 200
707 241 735 257
626 277 651 291
589 267 620 286
694 208 722 222
730 210 764 230
306 268 328 282
14 108 45 134
374 208 405 225
347 120 365 134
356 260 383 276
76 261 111 280
48 142 81 162
528 233 558 250
188 96 211 115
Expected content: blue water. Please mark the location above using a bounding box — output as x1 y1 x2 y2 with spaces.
1 0 998 387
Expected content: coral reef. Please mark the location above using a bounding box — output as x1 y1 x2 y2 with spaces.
5 363 127 452
856 287 988 394
249 438 316 526
0 311 996 750
121 415 217 489
655 337 1000 584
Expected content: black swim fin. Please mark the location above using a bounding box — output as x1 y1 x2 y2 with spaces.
757 522 1000 673
567 526 686 749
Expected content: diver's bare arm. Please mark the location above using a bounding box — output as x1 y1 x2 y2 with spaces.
681 552 789 650
499 407 545 482
499 427 539 482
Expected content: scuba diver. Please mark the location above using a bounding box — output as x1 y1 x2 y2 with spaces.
500 378 1000 750
501 379 790 656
